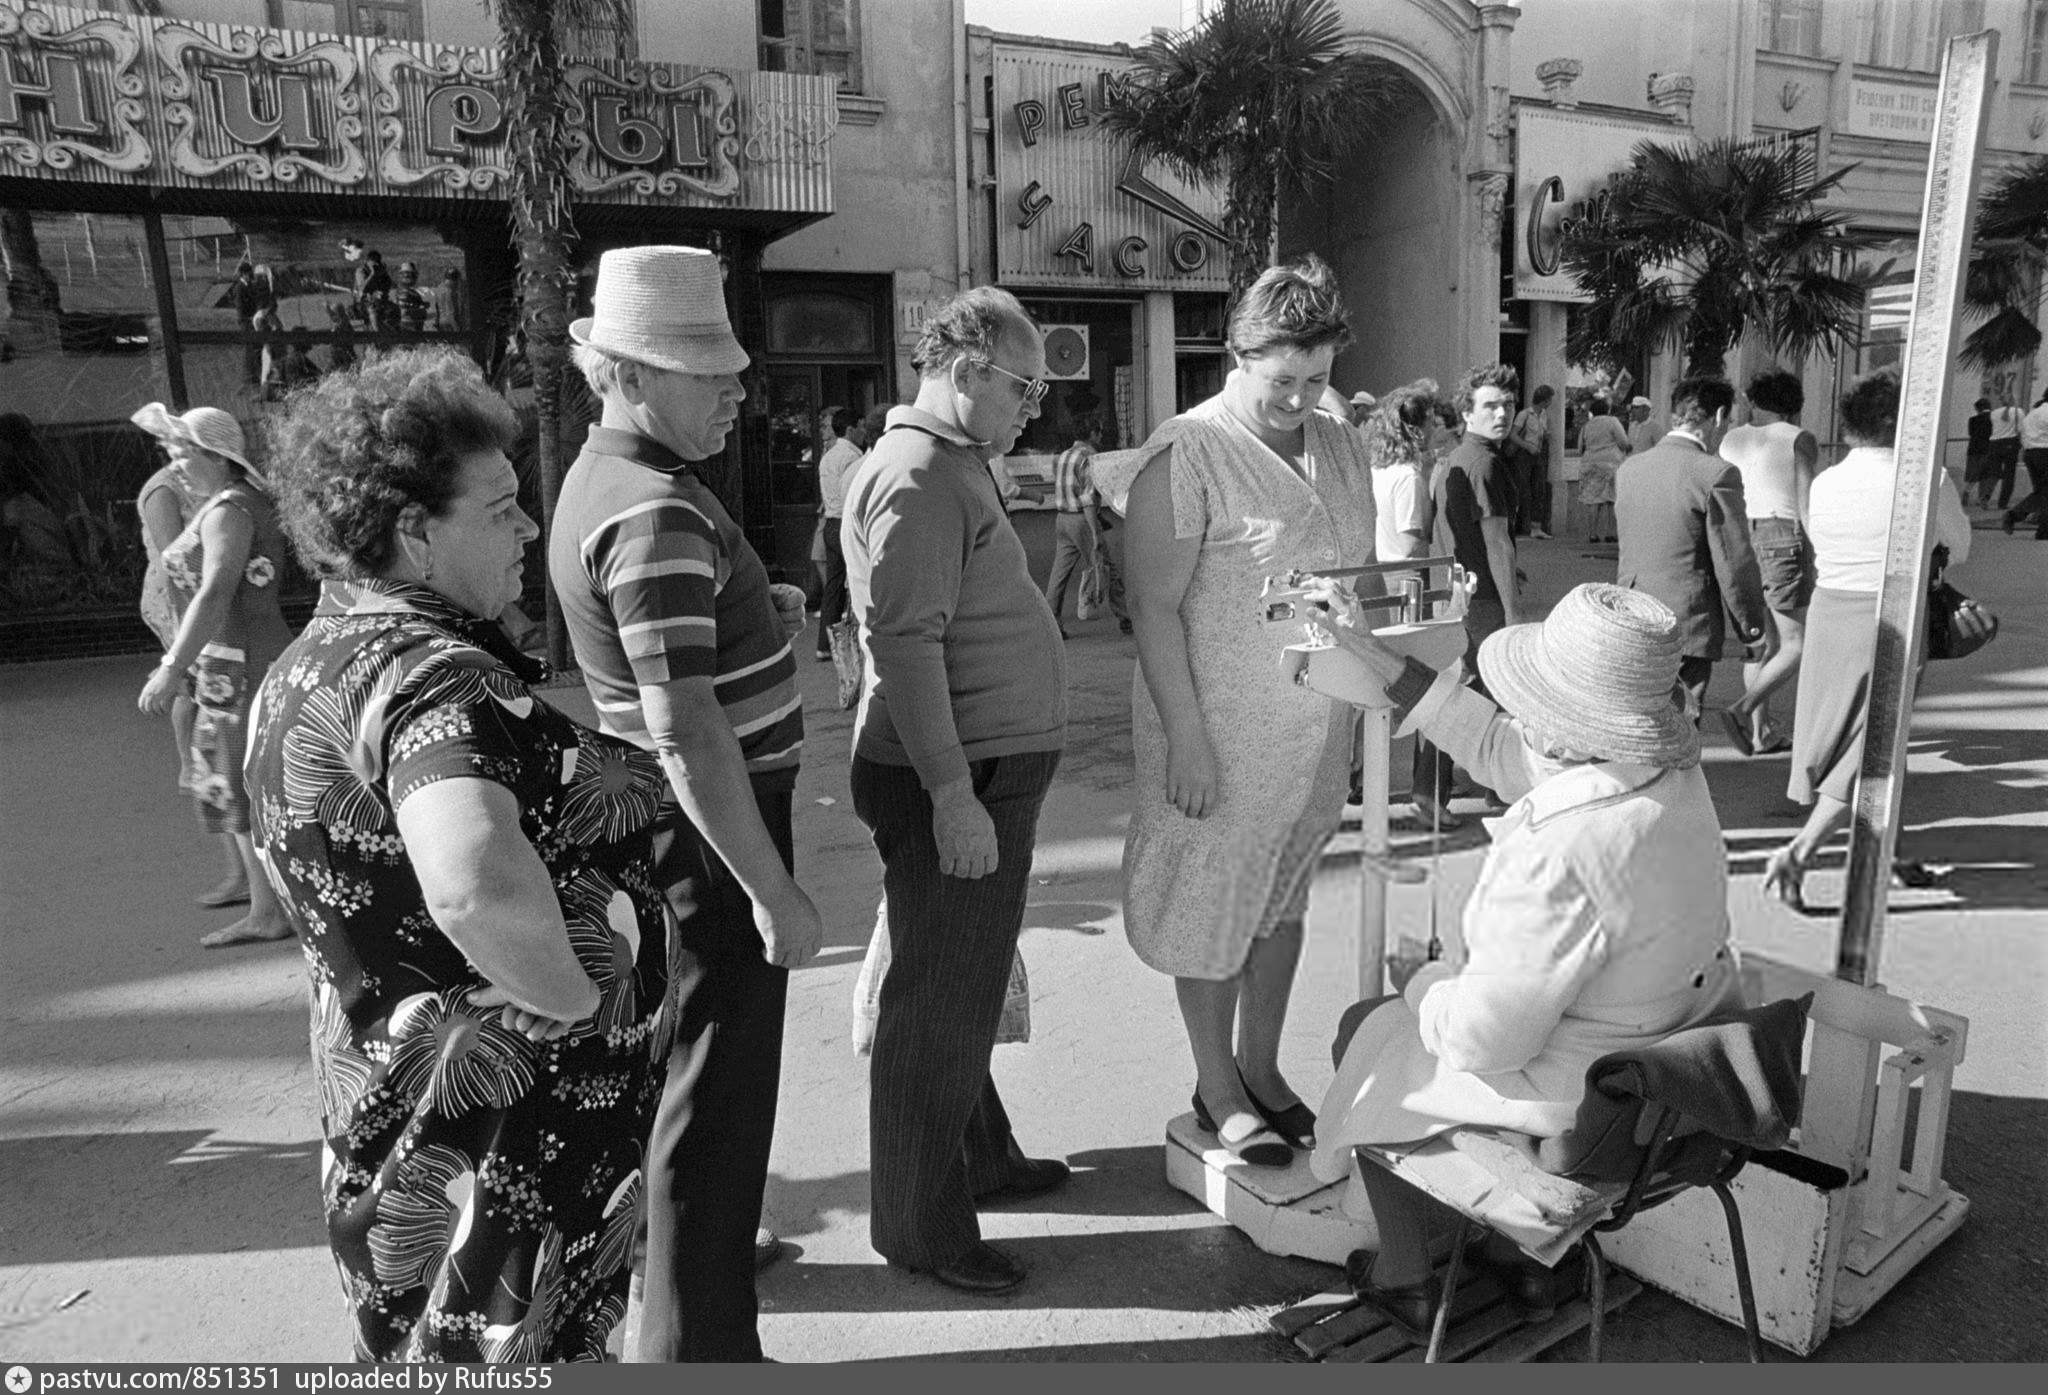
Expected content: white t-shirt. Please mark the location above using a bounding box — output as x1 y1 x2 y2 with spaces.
1718 421 1808 522
2020 402 2048 450
1372 459 1428 564
818 436 862 518
1808 446 1971 592
1990 404 2023 440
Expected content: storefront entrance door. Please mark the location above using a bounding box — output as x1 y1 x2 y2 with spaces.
764 363 883 591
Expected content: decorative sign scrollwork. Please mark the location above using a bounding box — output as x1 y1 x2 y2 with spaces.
742 86 838 174
0 6 152 174
370 44 508 191
155 24 366 185
564 62 743 199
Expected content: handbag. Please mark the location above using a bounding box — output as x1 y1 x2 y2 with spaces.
1927 578 1997 660
1076 562 1105 621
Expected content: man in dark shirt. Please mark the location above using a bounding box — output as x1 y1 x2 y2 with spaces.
1422 363 1525 807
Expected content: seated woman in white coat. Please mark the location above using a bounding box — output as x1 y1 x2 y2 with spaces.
1294 580 1742 1338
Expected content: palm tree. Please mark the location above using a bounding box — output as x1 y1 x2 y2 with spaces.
1960 155 2048 369
1561 137 1875 377
1097 0 1405 299
482 0 629 667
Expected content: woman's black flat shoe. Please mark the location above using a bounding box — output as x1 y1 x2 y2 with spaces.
1237 1065 1317 1149
1190 1093 1294 1168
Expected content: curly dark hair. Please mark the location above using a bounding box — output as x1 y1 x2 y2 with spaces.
1670 375 1736 426
1228 254 1354 359
1453 363 1519 417
264 347 519 579
1838 366 1900 446
1745 368 1804 418
1368 380 1438 469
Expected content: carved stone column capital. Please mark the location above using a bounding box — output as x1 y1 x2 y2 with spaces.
1536 58 1583 108
1647 71 1696 124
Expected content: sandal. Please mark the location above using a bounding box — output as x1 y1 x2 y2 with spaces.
1761 845 1807 913
1715 708 1755 758
199 919 294 949
1190 1092 1293 1167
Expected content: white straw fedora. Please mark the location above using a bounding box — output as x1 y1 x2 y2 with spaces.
569 246 749 376
1477 583 1699 768
131 402 268 490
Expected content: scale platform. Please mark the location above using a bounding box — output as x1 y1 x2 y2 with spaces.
1164 1111 1375 1266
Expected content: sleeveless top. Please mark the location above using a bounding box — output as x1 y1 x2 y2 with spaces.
1717 421 1805 522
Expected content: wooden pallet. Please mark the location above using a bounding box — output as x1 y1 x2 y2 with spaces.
1271 1264 1641 1363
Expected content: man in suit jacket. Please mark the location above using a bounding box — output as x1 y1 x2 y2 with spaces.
1614 376 1770 720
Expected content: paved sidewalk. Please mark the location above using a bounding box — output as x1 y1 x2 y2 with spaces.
2 525 2042 1361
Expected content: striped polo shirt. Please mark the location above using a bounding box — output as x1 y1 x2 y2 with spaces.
550 425 802 785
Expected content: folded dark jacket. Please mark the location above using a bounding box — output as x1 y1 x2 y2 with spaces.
1538 994 1812 1184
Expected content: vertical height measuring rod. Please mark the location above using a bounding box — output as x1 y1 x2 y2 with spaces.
1836 30 1996 988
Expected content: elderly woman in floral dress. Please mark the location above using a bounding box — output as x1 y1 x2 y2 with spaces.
247 348 672 1362
134 404 296 946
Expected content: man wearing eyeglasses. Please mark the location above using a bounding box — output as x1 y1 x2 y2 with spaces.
843 286 1070 1296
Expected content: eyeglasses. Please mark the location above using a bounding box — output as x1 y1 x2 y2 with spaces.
971 357 1048 407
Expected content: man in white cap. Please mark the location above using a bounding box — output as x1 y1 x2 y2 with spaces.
1626 395 1659 456
549 245 823 1362
843 285 1070 1295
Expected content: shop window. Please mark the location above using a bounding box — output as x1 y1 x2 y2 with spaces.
1758 0 1823 58
1857 0 1982 73
265 1 423 41
2025 0 2048 84
1 209 168 619
759 0 864 94
765 290 875 357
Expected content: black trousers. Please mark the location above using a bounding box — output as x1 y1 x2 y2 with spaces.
2009 450 2048 537
853 749 1060 1269
1995 437 2023 509
634 783 792 1363
815 525 847 654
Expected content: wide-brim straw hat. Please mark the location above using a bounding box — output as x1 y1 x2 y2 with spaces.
1477 583 1699 768
131 402 268 490
569 245 749 376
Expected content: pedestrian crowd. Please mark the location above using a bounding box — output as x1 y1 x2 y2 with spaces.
124 243 1997 1362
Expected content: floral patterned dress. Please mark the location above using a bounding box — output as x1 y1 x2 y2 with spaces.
160 485 294 833
245 577 672 1363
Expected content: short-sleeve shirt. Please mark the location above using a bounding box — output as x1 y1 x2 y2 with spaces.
1432 435 1506 604
549 425 802 784
1372 460 1428 562
1052 443 1098 513
818 435 862 519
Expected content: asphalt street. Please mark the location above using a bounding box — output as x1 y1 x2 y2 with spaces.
2 515 2042 1362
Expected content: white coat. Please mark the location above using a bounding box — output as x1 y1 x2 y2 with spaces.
1310 678 1741 1191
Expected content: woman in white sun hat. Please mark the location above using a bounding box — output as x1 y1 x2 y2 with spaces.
1294 580 1743 1339
133 402 296 947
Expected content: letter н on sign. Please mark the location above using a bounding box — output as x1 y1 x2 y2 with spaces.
0 47 99 135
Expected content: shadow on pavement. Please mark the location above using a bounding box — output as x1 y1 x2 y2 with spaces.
0 1130 324 1264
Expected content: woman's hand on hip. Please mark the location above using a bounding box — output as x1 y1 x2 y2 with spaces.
1166 732 1219 819
467 983 583 1042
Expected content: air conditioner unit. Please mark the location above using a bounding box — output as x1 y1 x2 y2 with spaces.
1041 324 1091 380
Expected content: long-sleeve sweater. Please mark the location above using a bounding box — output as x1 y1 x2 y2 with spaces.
841 405 1067 788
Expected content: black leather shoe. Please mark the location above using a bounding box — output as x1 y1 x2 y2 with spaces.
899 1242 1027 1294
976 1156 1071 1204
1473 1243 1584 1322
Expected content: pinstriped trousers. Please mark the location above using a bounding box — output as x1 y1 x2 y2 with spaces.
852 749 1061 1268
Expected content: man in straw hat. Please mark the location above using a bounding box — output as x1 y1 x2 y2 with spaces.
549 245 822 1362
842 285 1070 1295
1613 375 1769 722
1294 579 1740 1335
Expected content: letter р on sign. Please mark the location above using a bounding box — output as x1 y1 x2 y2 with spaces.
424 83 504 157
1014 98 1046 147
0 50 100 135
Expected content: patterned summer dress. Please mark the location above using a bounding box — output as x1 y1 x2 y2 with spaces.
159 485 294 833
136 466 192 653
1118 397 1377 979
245 577 672 1363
